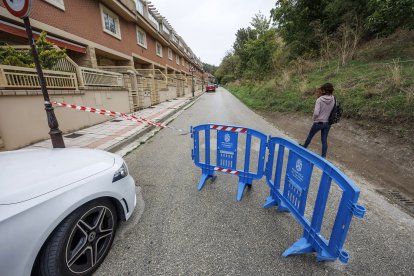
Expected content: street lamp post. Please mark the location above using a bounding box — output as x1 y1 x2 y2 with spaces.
191 71 195 97
201 75 204 92
189 65 196 98
3 0 65 148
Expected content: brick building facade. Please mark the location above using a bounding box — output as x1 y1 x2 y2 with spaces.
0 0 207 150
0 0 204 76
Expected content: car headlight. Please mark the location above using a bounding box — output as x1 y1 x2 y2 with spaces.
112 162 129 183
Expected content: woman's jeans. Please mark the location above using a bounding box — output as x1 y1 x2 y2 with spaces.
303 122 331 158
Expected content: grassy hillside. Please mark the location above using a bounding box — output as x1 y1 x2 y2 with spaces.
226 31 414 129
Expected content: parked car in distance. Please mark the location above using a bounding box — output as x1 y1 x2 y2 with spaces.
206 84 216 92
215 83 219 88
0 148 137 276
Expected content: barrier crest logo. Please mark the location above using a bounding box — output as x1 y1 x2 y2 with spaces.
224 133 231 143
296 159 302 172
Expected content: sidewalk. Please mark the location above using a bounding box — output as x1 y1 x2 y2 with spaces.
25 92 203 154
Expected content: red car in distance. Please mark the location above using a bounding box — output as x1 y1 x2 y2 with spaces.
205 84 216 92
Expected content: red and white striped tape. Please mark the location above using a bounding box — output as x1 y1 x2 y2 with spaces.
210 125 247 133
214 167 240 175
51 101 183 132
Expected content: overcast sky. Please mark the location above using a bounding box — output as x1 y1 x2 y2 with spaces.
148 0 276 66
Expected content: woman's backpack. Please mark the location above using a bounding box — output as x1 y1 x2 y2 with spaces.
329 96 343 125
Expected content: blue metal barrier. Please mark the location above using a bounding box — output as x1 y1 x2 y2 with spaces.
191 124 267 201
263 137 366 263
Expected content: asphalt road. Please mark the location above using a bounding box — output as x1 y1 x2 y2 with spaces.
96 88 414 275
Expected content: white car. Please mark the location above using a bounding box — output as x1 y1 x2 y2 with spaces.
0 148 136 276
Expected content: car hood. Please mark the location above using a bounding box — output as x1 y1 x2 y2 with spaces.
0 148 115 205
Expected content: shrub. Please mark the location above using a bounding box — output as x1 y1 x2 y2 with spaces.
0 31 66 69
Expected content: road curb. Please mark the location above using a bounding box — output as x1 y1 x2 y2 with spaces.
107 93 204 154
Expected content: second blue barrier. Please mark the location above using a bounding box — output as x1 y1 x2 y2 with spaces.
263 137 366 263
191 124 366 263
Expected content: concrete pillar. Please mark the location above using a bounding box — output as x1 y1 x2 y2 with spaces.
77 46 98 68
124 58 134 67
0 136 4 150
89 47 98 69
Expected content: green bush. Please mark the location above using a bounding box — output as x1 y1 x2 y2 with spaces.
0 46 32 67
0 31 66 69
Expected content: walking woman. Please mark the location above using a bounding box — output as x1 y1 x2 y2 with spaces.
301 83 335 158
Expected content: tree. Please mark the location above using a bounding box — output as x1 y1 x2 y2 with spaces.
322 0 369 34
202 62 218 75
233 27 256 54
271 0 325 58
272 0 414 60
215 51 241 84
250 12 270 37
367 0 414 36
0 31 66 69
243 29 279 79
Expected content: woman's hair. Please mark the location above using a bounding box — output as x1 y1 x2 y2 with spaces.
320 83 334 95
315 88 323 97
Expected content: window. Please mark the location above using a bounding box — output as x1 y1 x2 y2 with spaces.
136 0 144 15
179 40 183 47
171 34 178 44
176 55 180 65
162 24 170 35
148 12 159 31
168 48 173 60
137 27 147 48
100 5 121 39
43 0 65 10
181 58 185 66
156 42 163 57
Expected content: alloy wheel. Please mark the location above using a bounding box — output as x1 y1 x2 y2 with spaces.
65 206 115 274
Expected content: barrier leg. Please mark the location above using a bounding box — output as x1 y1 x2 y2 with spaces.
263 196 290 211
263 195 278 208
316 250 337 262
263 144 289 212
197 171 215 191
236 181 251 201
237 174 254 201
283 234 336 261
277 200 290 212
282 237 314 257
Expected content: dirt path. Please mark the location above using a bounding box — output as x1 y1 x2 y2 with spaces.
258 111 414 214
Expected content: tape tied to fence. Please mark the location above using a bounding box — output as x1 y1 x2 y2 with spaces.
51 101 186 133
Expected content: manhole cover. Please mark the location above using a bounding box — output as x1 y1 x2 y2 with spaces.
65 133 84 139
111 119 123 122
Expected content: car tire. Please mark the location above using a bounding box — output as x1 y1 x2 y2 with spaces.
38 199 118 276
